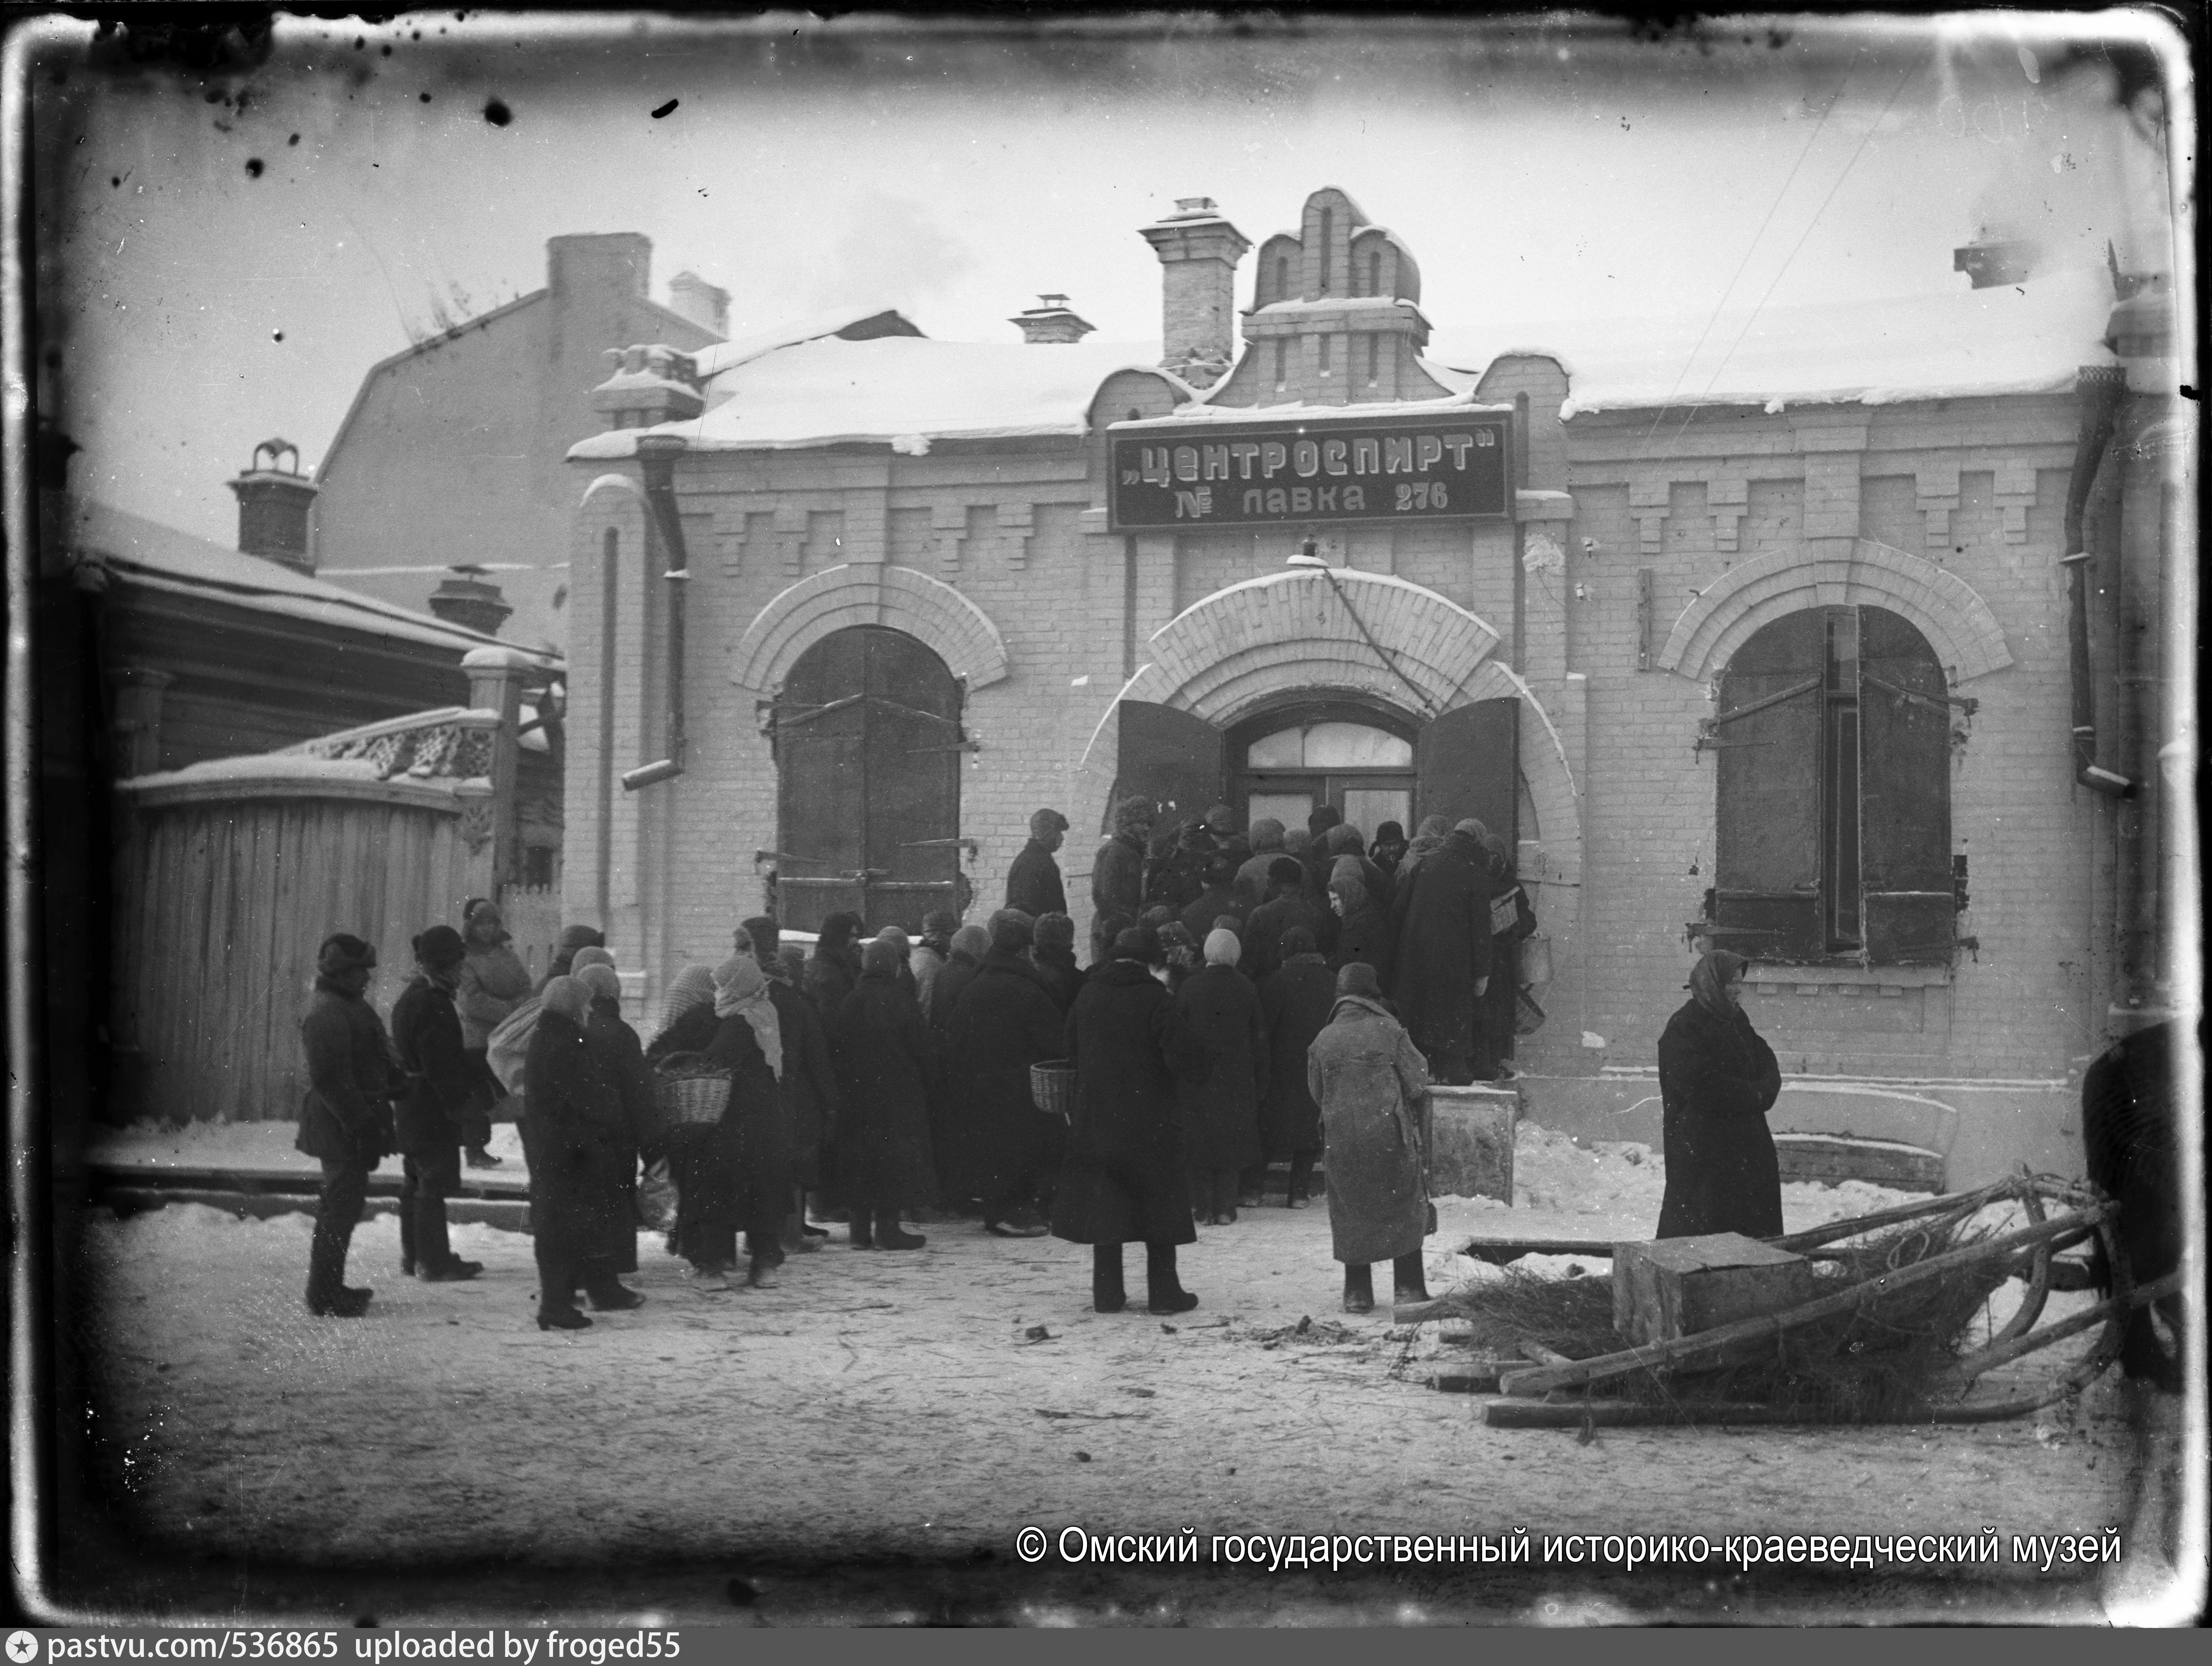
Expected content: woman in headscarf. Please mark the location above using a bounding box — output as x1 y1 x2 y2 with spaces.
1255 925 1333 1211
703 952 795 1287
805 911 866 1018
1472 830 1539 1081
1173 928 1267 1226
523 975 631 1329
1395 815 1453 885
1327 855 1396 988
297 933 398 1316
874 924 923 1007
573 962 649 1304
1052 926 1208 1315
1654 951 1783 1239
830 938 940 1249
944 910 1066 1236
645 963 719 1066
743 916 840 1252
1323 821 1393 914
538 924 606 993
455 898 532 1169
926 923 991 1032
388 925 485 1284
1307 962 1433 1314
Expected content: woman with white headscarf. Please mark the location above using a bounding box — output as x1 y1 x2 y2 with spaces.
523 975 631 1330
1654 950 1783 1239
1171 927 1267 1226
702 953 793 1288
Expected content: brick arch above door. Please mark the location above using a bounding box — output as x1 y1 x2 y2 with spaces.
728 562 1012 693
1657 538 2013 686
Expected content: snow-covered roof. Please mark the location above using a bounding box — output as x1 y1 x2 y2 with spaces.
63 497 560 668
689 304 919 381
571 336 1175 459
1425 266 2119 416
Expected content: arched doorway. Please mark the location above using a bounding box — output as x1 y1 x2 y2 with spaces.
772 625 964 933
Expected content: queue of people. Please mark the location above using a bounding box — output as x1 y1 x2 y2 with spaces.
293 794 1582 1325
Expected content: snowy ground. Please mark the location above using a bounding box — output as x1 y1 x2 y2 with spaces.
56 1119 2179 1624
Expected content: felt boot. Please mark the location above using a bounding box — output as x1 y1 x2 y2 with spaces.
1343 1263 1376 1314
1392 1251 1430 1304
1092 1244 1128 1313
1145 1242 1199 1315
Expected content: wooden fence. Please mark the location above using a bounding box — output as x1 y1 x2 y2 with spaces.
111 715 504 1124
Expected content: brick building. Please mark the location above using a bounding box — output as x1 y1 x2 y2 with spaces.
559 187 2187 1184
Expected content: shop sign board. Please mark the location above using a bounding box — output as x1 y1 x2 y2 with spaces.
1108 409 1511 532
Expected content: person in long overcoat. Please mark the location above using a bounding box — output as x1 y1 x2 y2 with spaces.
831 937 940 1249
1654 951 1784 1239
945 912 1065 1236
1090 794 1153 928
1394 815 1452 887
1308 962 1434 1314
296 933 399 1316
1472 831 1540 1081
1051 926 1210 1314
926 923 990 1031
804 911 866 1018
1327 855 1396 989
1005 807 1071 919
744 916 840 1249
454 898 532 1168
522 977 634 1329
1031 912 1086 1014
641 962 723 1265
389 925 485 1283
573 962 649 1297
702 954 795 1285
1386 820 1494 1085
1254 925 1333 1209
1174 928 1268 1225
909 909 959 1014
1234 817 1288 910
1243 857 1338 984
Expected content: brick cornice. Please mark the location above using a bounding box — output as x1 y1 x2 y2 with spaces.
728 562 1011 692
1657 537 2013 684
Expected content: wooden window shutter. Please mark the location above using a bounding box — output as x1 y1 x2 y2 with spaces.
1413 697 1519 846
1857 606 1954 965
1712 609 1824 960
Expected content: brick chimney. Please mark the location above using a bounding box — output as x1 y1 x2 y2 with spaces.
228 438 319 573
667 270 730 336
590 344 706 430
1010 294 1094 344
427 565 513 637
1139 197 1249 389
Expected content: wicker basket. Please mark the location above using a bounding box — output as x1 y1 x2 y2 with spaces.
655 1071 732 1128
1029 1060 1077 1119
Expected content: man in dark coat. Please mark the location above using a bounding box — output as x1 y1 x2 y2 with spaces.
945 912 1065 1236
389 925 485 1282
745 916 841 1249
1176 854 1248 944
1255 925 1334 1209
1051 926 1210 1315
1005 807 1071 919
1174 928 1268 1225
1655 951 1784 1239
573 962 649 1302
1090 794 1153 928
1471 832 1539 1081
804 911 866 1018
1386 820 1495 1085
1243 857 1338 985
296 933 398 1316
1032 912 1087 1014
831 938 940 1249
523 975 633 1329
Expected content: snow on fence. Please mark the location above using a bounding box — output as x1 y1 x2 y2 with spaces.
111 710 502 1123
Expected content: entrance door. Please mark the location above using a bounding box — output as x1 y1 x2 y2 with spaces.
773 626 964 933
1233 709 1417 836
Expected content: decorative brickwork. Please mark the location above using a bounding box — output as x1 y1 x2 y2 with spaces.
727 562 1011 693
1658 537 2013 684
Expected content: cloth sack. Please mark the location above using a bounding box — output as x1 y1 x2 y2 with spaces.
485 995 542 1094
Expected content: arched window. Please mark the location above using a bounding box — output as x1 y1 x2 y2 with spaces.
773 626 963 933
1238 714 1415 838
1709 606 1955 965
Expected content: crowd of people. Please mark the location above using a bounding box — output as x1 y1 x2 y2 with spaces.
294 797 1558 1327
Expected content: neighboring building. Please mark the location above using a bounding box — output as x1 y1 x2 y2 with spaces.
560 187 2189 1187
311 231 920 650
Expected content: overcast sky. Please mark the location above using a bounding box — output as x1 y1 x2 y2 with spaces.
33 12 2183 555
